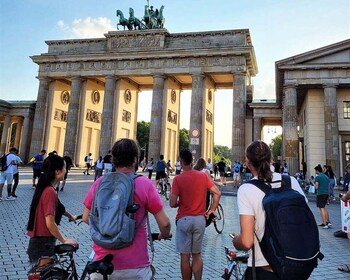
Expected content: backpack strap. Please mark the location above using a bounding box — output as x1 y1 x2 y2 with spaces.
247 179 271 194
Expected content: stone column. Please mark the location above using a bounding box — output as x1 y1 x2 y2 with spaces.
232 72 246 163
0 114 11 154
323 84 340 176
19 116 31 161
148 75 165 162
29 77 50 156
253 116 262 141
282 84 299 175
14 117 23 149
189 74 205 162
99 76 117 156
64 77 83 164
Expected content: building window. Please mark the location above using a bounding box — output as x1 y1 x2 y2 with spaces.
344 102 350 119
345 141 350 162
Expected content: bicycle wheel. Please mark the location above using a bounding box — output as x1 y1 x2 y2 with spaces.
164 183 171 200
214 203 224 234
40 268 69 280
157 182 163 195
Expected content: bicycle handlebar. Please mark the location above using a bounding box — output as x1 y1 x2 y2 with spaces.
151 232 172 241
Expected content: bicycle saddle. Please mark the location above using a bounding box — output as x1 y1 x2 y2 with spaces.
54 243 79 254
87 254 114 276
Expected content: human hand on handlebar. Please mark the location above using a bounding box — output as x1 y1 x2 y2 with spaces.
64 239 78 246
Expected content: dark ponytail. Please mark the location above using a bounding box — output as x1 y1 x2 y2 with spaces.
246 140 273 183
27 154 65 231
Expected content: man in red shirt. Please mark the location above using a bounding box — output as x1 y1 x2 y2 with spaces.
170 150 221 280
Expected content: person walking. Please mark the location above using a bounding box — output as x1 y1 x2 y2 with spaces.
175 158 181 175
0 147 18 201
217 157 227 185
60 151 73 191
26 154 77 266
94 156 104 181
83 153 92 175
231 141 307 279
314 164 331 228
82 139 171 279
32 149 46 188
232 161 241 187
146 158 154 179
103 150 113 174
170 150 221 280
11 148 23 197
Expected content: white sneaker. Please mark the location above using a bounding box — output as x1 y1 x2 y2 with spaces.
5 196 16 201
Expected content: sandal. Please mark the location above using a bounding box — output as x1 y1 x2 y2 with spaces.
338 264 350 273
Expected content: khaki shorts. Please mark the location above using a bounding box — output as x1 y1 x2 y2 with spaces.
176 216 205 254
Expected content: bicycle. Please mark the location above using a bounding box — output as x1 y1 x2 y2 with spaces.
207 192 225 233
157 176 171 200
221 247 249 280
27 244 113 280
28 215 113 280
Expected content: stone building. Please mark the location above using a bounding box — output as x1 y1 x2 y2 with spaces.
251 39 350 178
2 28 258 167
0 32 349 178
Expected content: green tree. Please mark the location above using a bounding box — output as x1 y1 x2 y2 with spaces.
269 134 282 161
179 128 189 152
213 145 232 165
136 121 150 159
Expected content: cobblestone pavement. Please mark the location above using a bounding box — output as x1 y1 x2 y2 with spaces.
0 168 349 279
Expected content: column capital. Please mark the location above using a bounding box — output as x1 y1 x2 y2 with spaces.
232 71 247 76
105 75 118 80
153 74 166 79
36 76 52 82
71 76 84 82
322 83 338 89
283 82 298 90
191 73 205 78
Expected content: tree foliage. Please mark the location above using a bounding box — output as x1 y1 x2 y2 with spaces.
269 134 282 161
179 128 189 152
213 145 232 165
136 121 150 159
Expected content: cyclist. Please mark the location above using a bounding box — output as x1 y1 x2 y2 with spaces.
155 154 166 187
82 139 171 279
26 154 77 267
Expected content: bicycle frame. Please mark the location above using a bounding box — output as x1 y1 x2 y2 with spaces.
222 247 249 280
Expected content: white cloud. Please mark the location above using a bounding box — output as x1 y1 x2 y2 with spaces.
57 17 116 39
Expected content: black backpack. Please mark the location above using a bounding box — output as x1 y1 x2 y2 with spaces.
249 175 323 280
0 154 9 172
84 155 88 162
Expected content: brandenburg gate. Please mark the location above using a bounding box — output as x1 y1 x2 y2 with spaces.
29 28 257 166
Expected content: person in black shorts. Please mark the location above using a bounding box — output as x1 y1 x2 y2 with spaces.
155 155 166 186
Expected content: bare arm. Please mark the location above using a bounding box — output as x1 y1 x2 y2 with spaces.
232 214 255 251
45 215 77 245
207 185 221 215
82 207 90 224
154 208 171 239
169 193 179 208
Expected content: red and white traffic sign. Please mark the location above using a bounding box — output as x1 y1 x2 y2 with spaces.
191 128 200 138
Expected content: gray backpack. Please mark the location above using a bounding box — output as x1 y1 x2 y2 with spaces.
89 172 141 249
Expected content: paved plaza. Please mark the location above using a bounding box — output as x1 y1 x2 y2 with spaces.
0 167 349 279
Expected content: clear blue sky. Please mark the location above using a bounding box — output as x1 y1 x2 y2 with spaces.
0 0 349 146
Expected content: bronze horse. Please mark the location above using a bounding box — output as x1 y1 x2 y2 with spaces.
116 10 131 30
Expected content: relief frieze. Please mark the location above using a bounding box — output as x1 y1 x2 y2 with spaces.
54 109 68 122
110 35 161 50
40 55 244 73
86 109 101 123
167 109 177 125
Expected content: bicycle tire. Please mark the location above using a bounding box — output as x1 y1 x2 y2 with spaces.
157 182 163 195
40 268 69 280
164 183 171 200
214 203 224 233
